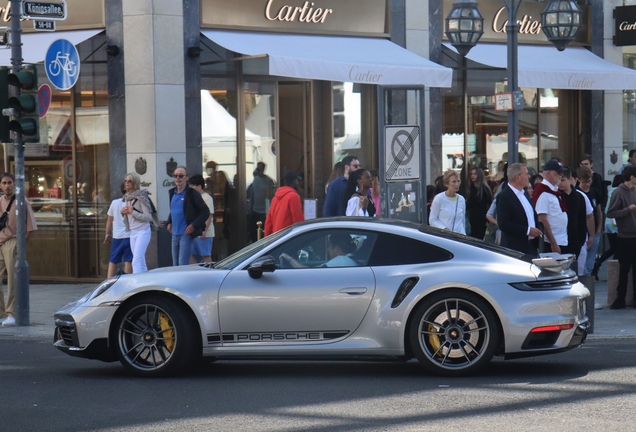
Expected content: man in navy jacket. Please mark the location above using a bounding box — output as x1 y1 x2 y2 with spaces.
323 155 360 217
497 163 542 256
167 166 210 266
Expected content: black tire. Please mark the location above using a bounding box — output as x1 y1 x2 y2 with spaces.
408 290 500 377
113 295 199 377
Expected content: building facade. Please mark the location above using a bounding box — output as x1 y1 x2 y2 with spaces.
2 0 635 280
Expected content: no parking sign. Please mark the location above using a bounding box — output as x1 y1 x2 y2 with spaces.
385 126 421 181
38 84 52 118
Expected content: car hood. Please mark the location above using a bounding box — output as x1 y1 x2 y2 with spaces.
147 264 211 274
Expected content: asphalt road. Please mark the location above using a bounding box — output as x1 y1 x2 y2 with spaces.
2 337 635 432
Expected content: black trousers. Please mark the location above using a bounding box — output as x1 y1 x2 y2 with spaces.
616 236 636 302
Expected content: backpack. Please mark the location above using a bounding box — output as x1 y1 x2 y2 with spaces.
148 197 159 229
131 196 159 230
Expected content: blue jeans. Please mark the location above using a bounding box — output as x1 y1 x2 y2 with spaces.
583 233 601 276
171 234 193 266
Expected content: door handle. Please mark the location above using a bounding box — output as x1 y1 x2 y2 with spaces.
339 287 367 295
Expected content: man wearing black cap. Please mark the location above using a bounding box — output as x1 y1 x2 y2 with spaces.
265 171 305 236
532 159 569 254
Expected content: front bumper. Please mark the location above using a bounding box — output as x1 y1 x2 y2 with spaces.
54 314 115 362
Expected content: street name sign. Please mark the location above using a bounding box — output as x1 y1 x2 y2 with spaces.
21 1 67 21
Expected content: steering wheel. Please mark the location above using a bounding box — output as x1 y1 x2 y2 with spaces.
278 255 288 269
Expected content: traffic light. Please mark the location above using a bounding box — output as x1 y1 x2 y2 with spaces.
7 65 39 143
0 67 9 143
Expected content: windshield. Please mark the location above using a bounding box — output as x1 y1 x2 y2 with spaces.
214 227 292 270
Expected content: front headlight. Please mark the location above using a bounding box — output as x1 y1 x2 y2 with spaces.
88 276 120 301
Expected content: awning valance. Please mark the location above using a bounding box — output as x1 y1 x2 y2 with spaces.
0 30 103 66
443 43 636 90
202 30 453 88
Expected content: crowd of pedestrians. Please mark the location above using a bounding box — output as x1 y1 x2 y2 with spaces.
91 147 636 312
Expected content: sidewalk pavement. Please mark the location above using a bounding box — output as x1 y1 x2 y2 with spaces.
0 272 634 340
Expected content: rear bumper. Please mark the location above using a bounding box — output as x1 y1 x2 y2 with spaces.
505 318 589 360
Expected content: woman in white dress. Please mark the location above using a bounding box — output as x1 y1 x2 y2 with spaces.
121 172 153 273
429 170 466 234
345 169 375 217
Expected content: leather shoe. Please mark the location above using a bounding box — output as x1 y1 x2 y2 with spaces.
610 298 626 310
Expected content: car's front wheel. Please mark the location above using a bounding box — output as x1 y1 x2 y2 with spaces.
113 295 199 377
409 290 500 376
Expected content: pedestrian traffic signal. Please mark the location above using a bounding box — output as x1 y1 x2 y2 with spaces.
7 65 39 143
0 67 10 143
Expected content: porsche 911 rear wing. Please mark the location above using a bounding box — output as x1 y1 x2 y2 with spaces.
532 253 576 274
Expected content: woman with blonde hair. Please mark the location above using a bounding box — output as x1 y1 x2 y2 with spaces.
121 172 153 273
429 170 466 234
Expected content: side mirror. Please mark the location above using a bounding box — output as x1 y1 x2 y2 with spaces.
247 255 277 279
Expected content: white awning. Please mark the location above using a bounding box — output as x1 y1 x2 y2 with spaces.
0 29 103 66
202 30 452 88
444 43 636 90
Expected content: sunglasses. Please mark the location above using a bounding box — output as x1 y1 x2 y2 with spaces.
124 179 132 183
173 174 186 179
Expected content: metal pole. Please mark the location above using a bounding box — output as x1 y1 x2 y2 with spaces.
9 0 29 326
505 0 521 167
462 55 469 192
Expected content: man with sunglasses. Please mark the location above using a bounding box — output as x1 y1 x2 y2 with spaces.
323 155 361 217
166 166 210 266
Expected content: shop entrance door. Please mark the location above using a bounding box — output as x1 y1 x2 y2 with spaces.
278 82 312 201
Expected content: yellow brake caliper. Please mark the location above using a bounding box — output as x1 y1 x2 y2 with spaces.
428 324 442 355
158 313 175 352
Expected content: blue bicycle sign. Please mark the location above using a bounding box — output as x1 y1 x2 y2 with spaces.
45 39 80 90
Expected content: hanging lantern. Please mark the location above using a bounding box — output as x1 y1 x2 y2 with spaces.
540 0 583 51
445 0 484 57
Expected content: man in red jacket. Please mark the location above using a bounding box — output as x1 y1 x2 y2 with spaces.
265 171 304 236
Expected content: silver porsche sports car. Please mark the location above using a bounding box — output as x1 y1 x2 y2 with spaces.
54 218 589 377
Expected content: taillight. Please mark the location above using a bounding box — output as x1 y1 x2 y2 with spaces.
530 324 574 333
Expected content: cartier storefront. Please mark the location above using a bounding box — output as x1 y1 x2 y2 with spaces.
193 0 450 257
439 0 636 183
0 0 107 280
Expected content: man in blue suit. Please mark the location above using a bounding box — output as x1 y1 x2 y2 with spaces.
496 163 542 256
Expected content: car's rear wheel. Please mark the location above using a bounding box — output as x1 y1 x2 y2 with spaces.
409 290 499 376
113 295 198 377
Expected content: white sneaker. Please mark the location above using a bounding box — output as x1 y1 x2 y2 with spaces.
594 302 603 310
1 316 15 326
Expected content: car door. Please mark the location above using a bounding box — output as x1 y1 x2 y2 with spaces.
218 229 377 345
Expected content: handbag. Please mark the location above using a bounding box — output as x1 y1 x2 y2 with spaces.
0 195 16 231
465 213 472 236
483 221 498 244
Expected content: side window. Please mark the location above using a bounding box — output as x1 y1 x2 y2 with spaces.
268 229 378 269
367 234 453 266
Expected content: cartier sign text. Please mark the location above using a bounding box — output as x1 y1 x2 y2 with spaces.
492 7 541 35
265 0 333 24
349 66 383 83
614 5 636 47
568 75 595 89
619 21 636 31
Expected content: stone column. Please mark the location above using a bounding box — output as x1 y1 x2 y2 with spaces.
405 0 443 186
602 0 623 180
122 1 186 268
